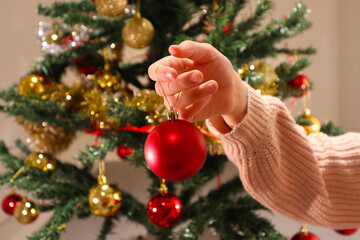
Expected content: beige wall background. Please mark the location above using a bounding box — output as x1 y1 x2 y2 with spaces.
0 1 359 239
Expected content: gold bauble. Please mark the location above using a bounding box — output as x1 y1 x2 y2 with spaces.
300 109 321 134
18 75 47 99
25 152 56 173
18 119 76 155
88 182 122 217
95 0 128 18
122 14 154 49
14 199 39 224
96 66 121 93
127 89 167 125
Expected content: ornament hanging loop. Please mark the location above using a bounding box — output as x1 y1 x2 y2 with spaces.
98 156 107 184
10 167 25 183
135 0 141 19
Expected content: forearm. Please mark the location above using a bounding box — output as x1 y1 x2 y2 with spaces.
207 83 360 228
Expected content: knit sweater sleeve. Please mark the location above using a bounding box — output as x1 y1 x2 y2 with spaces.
206 83 360 229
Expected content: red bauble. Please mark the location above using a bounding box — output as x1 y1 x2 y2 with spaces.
2 193 22 215
335 228 358 235
291 232 320 240
77 64 98 75
117 145 132 159
147 192 182 228
144 119 207 182
288 74 310 96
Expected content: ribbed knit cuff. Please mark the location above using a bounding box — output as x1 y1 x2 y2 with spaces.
206 83 272 156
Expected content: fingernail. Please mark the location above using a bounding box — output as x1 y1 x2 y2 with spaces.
165 72 175 80
169 45 178 55
205 82 216 92
190 73 201 83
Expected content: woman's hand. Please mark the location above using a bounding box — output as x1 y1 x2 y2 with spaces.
148 40 247 128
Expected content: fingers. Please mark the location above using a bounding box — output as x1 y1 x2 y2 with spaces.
160 80 218 122
173 80 218 109
169 40 218 64
154 70 204 96
148 56 194 81
179 95 212 122
148 61 177 82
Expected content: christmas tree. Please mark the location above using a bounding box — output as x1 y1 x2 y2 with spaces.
0 0 346 239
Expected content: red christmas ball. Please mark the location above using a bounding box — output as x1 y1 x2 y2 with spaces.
117 145 132 159
288 74 310 96
144 119 207 182
335 228 358 235
291 232 320 240
77 64 98 75
2 193 22 215
147 192 182 228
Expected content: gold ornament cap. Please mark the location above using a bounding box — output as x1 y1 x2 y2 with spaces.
167 107 179 121
14 199 39 224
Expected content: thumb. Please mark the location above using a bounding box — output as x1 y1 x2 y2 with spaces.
169 40 218 64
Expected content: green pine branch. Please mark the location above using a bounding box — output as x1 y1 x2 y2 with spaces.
0 87 92 130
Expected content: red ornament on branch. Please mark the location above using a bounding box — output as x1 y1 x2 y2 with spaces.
144 110 207 182
117 145 132 159
147 192 182 228
288 74 310 97
2 193 22 215
335 228 358 235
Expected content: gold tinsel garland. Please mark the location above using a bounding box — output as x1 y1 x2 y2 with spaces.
239 61 279 96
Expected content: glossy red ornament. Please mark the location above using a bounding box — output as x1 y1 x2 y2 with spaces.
144 119 207 182
288 74 310 97
77 64 98 75
335 228 358 235
117 145 132 159
291 232 320 240
147 192 182 228
2 193 22 215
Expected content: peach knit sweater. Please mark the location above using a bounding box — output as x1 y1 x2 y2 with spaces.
206 84 360 229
